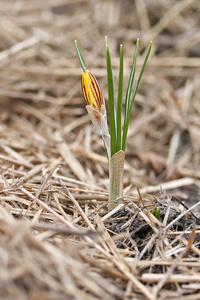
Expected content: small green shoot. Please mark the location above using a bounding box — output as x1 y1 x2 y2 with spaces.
152 207 161 221
75 37 152 207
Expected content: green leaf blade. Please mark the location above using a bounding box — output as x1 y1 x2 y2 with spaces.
124 38 139 123
105 37 116 157
75 40 87 72
122 41 152 151
116 44 123 151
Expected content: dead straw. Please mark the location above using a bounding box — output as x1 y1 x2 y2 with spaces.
0 0 200 299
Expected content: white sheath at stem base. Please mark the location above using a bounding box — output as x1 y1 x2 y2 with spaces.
109 150 125 210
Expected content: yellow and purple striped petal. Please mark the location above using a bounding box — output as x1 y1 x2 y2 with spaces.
81 70 103 111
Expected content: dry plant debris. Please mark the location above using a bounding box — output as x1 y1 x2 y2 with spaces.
0 0 200 299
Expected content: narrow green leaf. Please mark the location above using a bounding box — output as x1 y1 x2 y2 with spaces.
105 36 108 50
75 40 87 72
105 38 116 157
122 41 152 151
155 207 160 221
124 38 139 124
116 44 123 151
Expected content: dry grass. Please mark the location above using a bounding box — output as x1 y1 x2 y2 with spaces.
0 0 200 299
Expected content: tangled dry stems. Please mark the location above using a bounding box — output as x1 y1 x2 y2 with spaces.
0 0 200 299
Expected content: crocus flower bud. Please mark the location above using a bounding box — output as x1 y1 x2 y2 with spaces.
81 70 103 111
81 69 110 158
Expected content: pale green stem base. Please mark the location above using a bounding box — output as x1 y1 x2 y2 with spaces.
108 150 125 210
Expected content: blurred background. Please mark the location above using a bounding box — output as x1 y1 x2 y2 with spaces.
0 0 200 192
